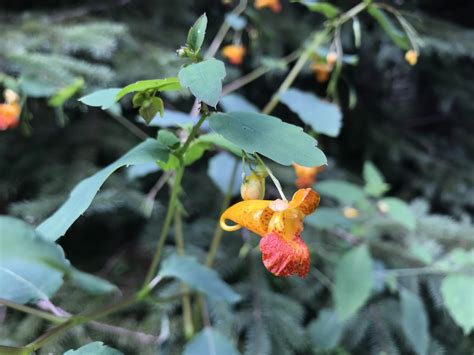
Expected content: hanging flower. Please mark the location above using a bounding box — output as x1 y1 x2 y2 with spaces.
293 163 325 188
311 62 332 83
0 89 21 131
405 49 418 66
241 171 266 200
222 45 246 65
220 188 320 277
254 0 282 13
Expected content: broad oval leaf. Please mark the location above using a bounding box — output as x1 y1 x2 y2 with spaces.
316 180 366 205
305 207 352 231
0 216 68 304
400 289 429 355
37 139 169 241
158 254 241 304
379 197 416 231
334 245 373 320
187 13 208 53
115 77 181 101
280 88 342 137
307 308 344 351
183 327 240 355
64 341 123 355
79 88 121 110
363 161 389 197
208 112 327 166
178 59 226 107
441 274 474 335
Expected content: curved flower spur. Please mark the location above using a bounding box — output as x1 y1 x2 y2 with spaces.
220 188 320 277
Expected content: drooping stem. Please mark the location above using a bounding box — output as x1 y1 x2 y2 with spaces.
174 207 195 339
255 154 287 201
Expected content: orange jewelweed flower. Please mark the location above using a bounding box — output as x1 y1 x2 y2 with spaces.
293 163 325 188
220 188 320 277
0 89 21 131
311 62 332 83
254 0 282 12
405 49 418 66
222 45 246 65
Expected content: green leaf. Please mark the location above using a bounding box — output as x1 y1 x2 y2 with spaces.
178 59 226 107
157 130 180 148
363 161 389 197
187 13 208 53
379 197 416 231
48 78 84 107
296 0 341 18
184 327 240 355
316 180 366 205
158 254 241 304
184 141 213 166
307 308 344 350
115 77 181 101
69 268 118 295
334 245 373 320
368 6 410 49
208 112 326 166
441 274 474 335
64 341 123 354
37 139 169 241
139 97 164 123
400 289 429 355
280 88 342 137
199 133 242 156
79 88 121 110
0 216 68 304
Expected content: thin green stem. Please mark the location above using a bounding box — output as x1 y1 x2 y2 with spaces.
262 29 331 115
109 112 149 140
255 154 287 200
143 112 208 287
0 299 66 324
206 159 240 267
174 207 195 339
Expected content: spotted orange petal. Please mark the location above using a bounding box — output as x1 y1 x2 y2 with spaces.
289 188 320 215
259 232 310 277
220 200 274 237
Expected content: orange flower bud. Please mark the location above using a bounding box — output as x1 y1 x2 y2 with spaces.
254 0 282 12
311 62 332 83
405 49 418 66
0 90 21 131
293 163 325 188
222 45 246 65
241 172 266 200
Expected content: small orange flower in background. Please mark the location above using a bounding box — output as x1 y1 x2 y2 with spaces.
293 163 325 188
311 51 338 83
0 89 21 131
254 0 282 12
405 49 418 66
343 206 359 219
222 45 246 65
220 188 320 277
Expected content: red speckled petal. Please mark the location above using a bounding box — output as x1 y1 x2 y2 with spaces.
259 232 310 277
